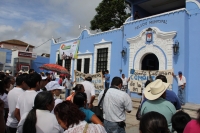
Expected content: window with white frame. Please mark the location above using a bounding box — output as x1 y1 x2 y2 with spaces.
96 48 108 73
84 58 90 73
65 59 71 72
93 40 111 74
77 59 82 71
74 54 92 74
57 54 63 66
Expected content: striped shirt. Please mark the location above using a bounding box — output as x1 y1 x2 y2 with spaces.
98 88 132 122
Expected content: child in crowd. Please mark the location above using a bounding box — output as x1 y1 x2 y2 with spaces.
140 111 169 133
66 84 85 102
172 111 191 133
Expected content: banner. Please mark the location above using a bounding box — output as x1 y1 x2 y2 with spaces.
74 70 104 90
59 40 80 59
128 69 173 93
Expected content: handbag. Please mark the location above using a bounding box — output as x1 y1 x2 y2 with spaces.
91 88 109 122
136 105 141 120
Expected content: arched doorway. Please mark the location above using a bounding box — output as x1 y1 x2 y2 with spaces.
142 54 159 70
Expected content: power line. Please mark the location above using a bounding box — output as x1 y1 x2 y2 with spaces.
34 39 51 49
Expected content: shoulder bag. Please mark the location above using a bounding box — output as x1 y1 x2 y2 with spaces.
91 88 109 122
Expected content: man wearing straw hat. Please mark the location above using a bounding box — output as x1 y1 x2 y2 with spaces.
141 79 176 132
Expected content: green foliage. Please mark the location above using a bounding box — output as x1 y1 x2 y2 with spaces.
90 0 131 32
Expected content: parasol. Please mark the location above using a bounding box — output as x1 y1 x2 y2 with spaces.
39 64 69 74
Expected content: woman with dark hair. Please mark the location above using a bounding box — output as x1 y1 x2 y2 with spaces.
66 84 85 102
17 91 62 133
54 101 106 133
0 74 9 123
139 111 170 133
183 109 200 133
73 92 102 125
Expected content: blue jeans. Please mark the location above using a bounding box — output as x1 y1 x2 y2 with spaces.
104 120 125 133
178 86 185 105
105 82 110 89
65 89 71 99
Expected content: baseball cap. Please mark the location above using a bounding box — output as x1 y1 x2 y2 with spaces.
45 81 65 91
178 71 182 74
85 74 92 78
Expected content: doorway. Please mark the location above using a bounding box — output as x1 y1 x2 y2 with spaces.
141 54 159 70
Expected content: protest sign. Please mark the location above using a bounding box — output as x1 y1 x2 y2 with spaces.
74 70 104 90
59 40 80 59
128 69 173 93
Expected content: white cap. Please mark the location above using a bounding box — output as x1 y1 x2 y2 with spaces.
41 76 47 80
19 70 23 73
45 81 65 91
6 70 10 74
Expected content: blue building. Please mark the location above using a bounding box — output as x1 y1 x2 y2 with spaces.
50 0 200 104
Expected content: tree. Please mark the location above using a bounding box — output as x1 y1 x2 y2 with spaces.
90 0 131 32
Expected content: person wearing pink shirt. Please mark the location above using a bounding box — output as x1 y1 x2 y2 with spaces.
183 109 200 133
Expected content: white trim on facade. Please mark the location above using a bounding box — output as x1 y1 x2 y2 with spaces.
186 0 200 8
93 39 112 74
124 8 189 24
127 27 176 75
74 52 93 74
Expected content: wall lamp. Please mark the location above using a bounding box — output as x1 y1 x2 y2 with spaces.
121 47 127 57
173 41 179 55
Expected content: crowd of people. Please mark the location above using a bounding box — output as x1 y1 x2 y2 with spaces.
0 68 200 133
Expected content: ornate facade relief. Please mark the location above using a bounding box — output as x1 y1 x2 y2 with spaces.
127 27 176 72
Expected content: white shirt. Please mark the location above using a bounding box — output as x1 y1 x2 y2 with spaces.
6 87 25 128
63 78 73 90
0 93 8 108
16 90 38 116
64 121 106 133
18 109 62 133
81 81 95 104
176 75 186 86
51 98 63 114
98 88 132 122
122 77 128 86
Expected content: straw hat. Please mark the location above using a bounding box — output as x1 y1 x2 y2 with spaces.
144 79 170 100
6 70 10 74
19 70 23 73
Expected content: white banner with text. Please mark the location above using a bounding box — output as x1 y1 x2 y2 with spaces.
74 70 104 90
128 69 173 93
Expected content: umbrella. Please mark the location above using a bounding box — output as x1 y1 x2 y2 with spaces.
39 64 69 74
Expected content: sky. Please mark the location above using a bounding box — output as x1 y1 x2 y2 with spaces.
0 0 102 55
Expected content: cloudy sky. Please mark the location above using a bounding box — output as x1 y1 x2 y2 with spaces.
0 0 102 55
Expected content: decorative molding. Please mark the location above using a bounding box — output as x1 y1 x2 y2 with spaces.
127 27 176 74
94 39 112 45
124 8 188 24
186 0 200 8
93 39 112 74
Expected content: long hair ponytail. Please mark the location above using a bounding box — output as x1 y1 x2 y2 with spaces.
22 108 37 133
22 91 54 133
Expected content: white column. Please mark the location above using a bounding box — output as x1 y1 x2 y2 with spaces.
62 59 65 67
